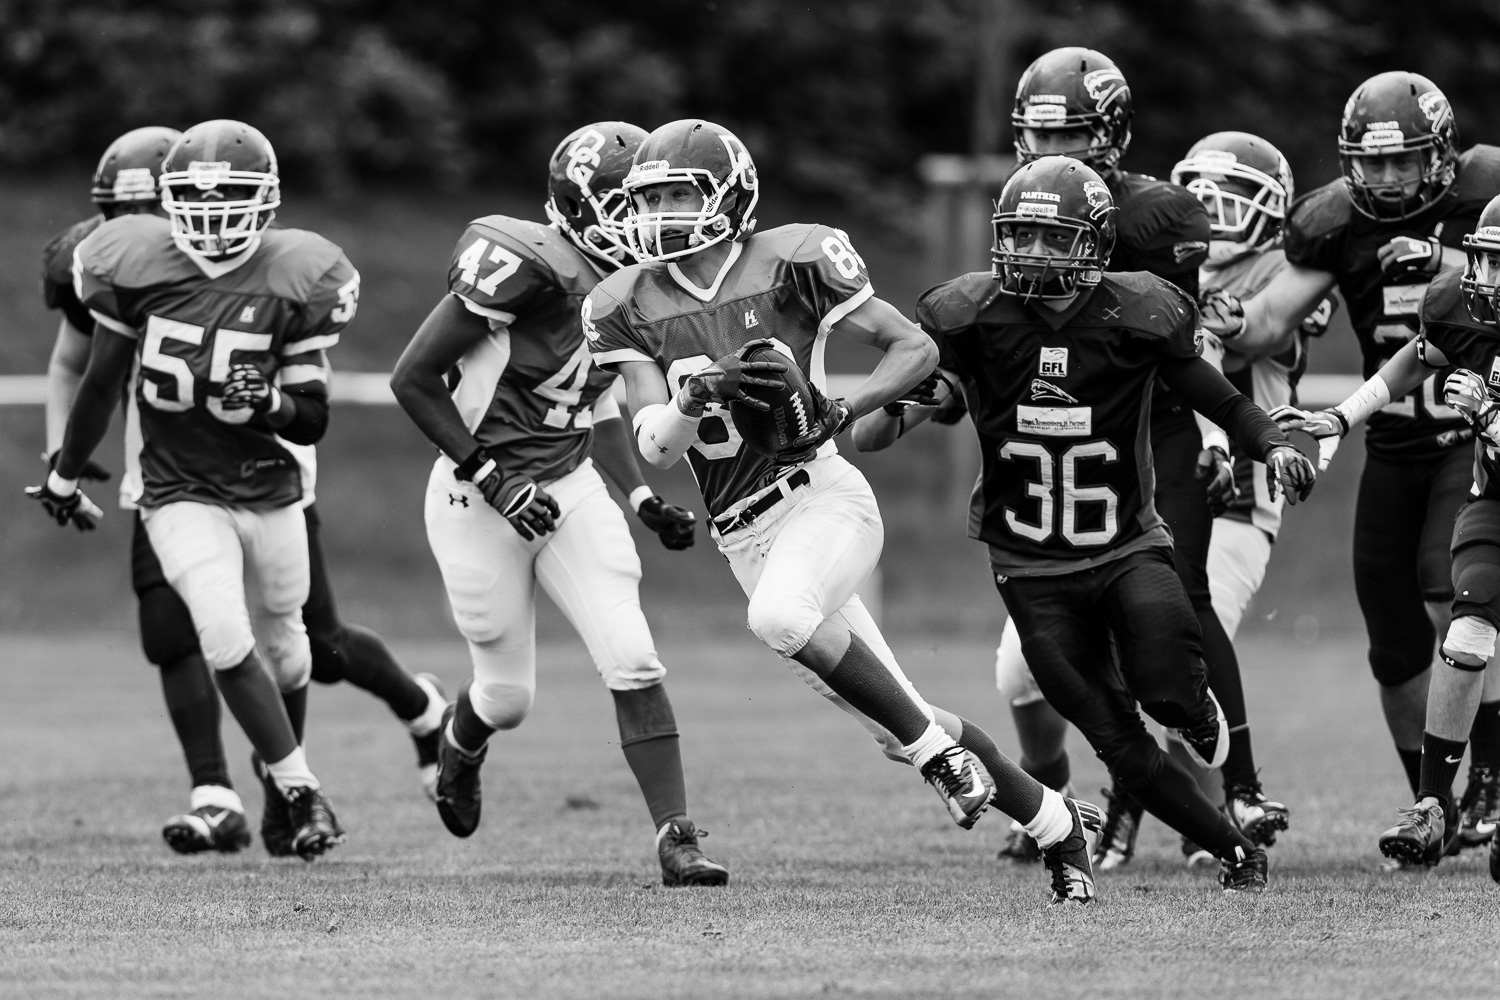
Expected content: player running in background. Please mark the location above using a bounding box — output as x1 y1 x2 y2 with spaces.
1201 73 1500 848
392 123 727 887
587 119 1105 905
1276 196 1500 873
856 156 1316 893
30 120 347 860
40 127 447 856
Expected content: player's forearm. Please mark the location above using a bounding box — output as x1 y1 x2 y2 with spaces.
591 416 649 495
390 369 482 464
1330 340 1429 429
1159 356 1288 460
55 373 119 481
44 320 90 454
844 335 938 418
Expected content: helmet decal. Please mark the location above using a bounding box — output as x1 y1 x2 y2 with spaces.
111 167 156 199
563 128 608 194
1418 89 1453 132
545 121 648 268
719 133 758 191
1082 180 1112 220
1083 68 1129 114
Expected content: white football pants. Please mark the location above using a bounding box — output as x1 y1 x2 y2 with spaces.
714 455 931 760
142 500 311 688
425 457 664 730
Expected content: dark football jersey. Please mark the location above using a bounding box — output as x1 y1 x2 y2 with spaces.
1108 169 1211 298
1283 145 1500 460
446 216 614 483
919 270 1201 577
42 214 105 333
73 214 357 509
1419 266 1500 498
587 223 870 517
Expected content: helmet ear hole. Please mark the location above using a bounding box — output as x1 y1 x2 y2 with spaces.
565 197 583 219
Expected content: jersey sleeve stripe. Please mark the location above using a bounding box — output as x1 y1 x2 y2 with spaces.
817 281 875 337
592 346 655 368
89 309 137 338
276 364 329 386
283 333 340 356
455 292 517 324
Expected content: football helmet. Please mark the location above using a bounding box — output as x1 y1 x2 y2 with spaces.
621 119 759 262
1461 194 1500 325
1338 71 1459 221
1171 131 1292 252
158 120 280 257
544 121 648 268
1012 47 1133 172
992 155 1117 301
91 126 182 214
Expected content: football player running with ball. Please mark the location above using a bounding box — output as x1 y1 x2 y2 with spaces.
856 156 1317 893
30 120 347 860
1202 73 1500 849
392 123 727 887
586 119 1106 906
1276 196 1500 875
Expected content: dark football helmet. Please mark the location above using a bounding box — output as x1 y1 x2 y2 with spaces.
158 120 280 257
1461 194 1500 325
91 126 182 215
1012 47 1133 172
545 121 648 268
1171 131 1293 252
992 155 1117 301
1338 71 1459 221
621 119 759 262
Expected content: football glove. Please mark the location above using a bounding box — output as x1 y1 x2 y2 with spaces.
779 382 854 465
476 467 560 541
1198 288 1245 340
1299 296 1337 338
682 339 788 413
1443 369 1495 422
1195 445 1238 517
883 370 955 416
929 387 969 425
637 495 696 550
1376 235 1442 278
1269 403 1346 471
1265 444 1316 506
44 450 111 483
221 363 280 412
25 476 103 531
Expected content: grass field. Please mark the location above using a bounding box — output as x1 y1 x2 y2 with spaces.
2 632 1498 999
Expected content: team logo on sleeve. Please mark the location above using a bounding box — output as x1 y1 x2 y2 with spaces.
1038 347 1068 376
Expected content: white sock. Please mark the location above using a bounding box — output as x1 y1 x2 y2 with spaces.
902 721 955 770
189 784 245 814
265 745 319 793
1024 786 1074 849
405 675 447 736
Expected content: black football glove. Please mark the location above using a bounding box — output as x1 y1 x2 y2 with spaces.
45 450 111 483
25 478 103 531
221 363 279 412
476 467 561 541
929 387 969 425
779 382 854 465
637 495 696 550
1265 444 1316 506
883 370 956 416
682 339 788 413
1194 445 1237 518
1376 235 1442 278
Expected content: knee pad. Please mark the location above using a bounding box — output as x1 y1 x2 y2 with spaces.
1441 616 1496 671
746 589 821 657
470 680 534 730
197 607 257 672
137 585 201 667
995 628 1044 707
260 612 312 690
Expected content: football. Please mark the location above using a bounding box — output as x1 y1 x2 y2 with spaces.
728 342 817 458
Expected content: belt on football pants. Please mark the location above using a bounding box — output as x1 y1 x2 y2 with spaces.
712 468 812 535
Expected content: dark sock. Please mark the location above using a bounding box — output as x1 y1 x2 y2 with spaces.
955 716 1043 823
213 654 297 763
812 633 930 745
1221 726 1257 789
1011 700 1070 787
1418 732 1468 807
1469 701 1500 767
159 653 231 789
1120 743 1252 861
1023 753 1071 792
281 685 308 745
336 625 428 721
612 686 688 829
451 682 496 755
1397 746 1424 798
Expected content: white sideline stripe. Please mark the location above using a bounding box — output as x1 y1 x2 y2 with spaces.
0 372 1367 408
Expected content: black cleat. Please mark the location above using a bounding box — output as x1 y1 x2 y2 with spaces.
251 752 296 857
997 820 1042 863
1093 782 1143 871
1219 845 1268 894
1172 689 1229 770
284 785 345 861
657 818 729 887
434 703 487 838
411 673 448 802
1226 781 1291 847
1456 763 1498 849
918 746 992 829
162 805 252 855
1378 798 1459 867
1043 799 1103 905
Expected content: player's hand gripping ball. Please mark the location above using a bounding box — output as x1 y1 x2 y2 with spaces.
682 339 788 414
724 340 822 458
637 495 696 550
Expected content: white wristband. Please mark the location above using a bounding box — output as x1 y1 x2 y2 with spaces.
628 486 655 511
633 402 701 470
46 470 78 497
1333 373 1392 428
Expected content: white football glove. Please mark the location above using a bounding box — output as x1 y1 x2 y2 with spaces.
1268 403 1346 471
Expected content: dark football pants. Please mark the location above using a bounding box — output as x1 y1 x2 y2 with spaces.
1354 447 1472 686
998 547 1247 855
1450 498 1500 630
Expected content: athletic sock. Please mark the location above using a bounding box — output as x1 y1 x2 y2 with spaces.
189 783 245 814
1022 786 1073 849
619 734 688 830
1221 725 1258 789
265 745 319 792
449 683 496 756
955 716 1043 823
1418 732 1468 808
819 632 931 745
213 655 297 765
404 675 446 737
281 684 308 745
159 652 231 790
338 625 429 721
902 722 960 770
1397 746 1424 798
1468 700 1500 767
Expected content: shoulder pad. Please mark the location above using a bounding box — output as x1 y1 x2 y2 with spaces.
1420 266 1479 332
1286 180 1352 244
745 223 823 261
1449 146 1500 207
1095 271 1196 336
255 228 350 303
75 214 188 290
916 273 999 333
42 215 104 289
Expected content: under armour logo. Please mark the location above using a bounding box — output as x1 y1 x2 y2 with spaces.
1103 306 1122 320
448 493 469 507
239 305 256 324
744 309 759 328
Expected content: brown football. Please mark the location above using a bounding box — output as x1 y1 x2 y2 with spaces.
728 343 817 458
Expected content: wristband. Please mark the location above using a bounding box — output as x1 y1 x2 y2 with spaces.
46 470 79 497
1332 373 1391 429
453 448 495 483
628 486 655 511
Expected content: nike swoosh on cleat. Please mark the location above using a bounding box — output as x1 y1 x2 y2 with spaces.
962 767 986 799
1445 755 1464 764
202 809 230 830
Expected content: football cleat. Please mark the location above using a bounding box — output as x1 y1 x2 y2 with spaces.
161 805 252 855
1378 799 1458 867
1490 819 1500 883
656 818 729 887
433 704 488 838
1171 689 1230 770
1093 783 1143 870
410 673 448 802
1181 836 1217 869
1456 763 1498 848
251 751 295 858
1219 845 1269 894
1226 781 1291 847
997 820 1042 863
284 785 345 861
1042 798 1103 906
918 746 992 829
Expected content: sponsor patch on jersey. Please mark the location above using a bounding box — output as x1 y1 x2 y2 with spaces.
1038 346 1068 376
1016 404 1091 436
1489 356 1500 389
1373 321 1416 343
1030 378 1077 403
1382 284 1426 316
1173 240 1208 264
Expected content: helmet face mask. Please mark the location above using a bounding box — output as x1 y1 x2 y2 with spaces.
1461 197 1500 325
1338 71 1459 221
545 122 648 268
621 120 759 264
159 121 279 258
1171 133 1292 253
1012 47 1133 173
992 155 1117 301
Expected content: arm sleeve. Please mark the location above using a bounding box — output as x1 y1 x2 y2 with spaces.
790 225 875 334
287 254 360 356
1158 355 1290 461
271 392 329 445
